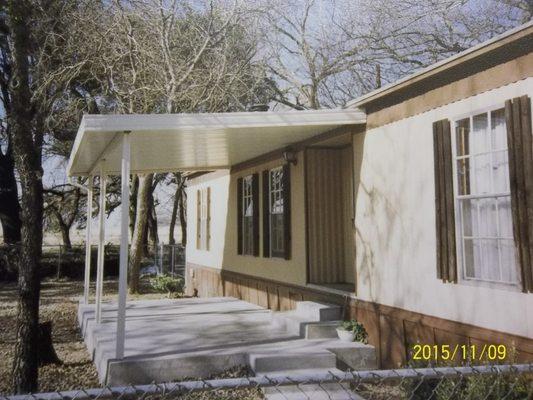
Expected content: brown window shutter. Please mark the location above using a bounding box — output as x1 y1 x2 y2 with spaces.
252 173 260 256
433 119 457 283
237 177 243 255
282 164 291 260
262 170 270 257
206 187 211 251
196 189 201 250
505 95 533 293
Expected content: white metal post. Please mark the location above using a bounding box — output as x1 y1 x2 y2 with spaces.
116 132 130 359
95 165 107 323
83 177 93 304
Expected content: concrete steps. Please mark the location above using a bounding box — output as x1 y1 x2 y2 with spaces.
295 301 342 321
271 301 342 338
250 351 337 373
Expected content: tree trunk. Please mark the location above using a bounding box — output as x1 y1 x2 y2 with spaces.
168 184 180 245
8 0 44 393
147 198 158 249
128 174 153 294
178 188 187 246
37 322 61 366
59 223 72 251
129 175 139 239
0 149 22 244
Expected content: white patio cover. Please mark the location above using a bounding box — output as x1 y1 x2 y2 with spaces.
68 107 365 360
67 109 366 176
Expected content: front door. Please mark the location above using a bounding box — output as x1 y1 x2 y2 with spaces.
305 146 355 291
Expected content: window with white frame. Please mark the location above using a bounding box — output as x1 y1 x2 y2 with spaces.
242 175 254 255
452 108 519 285
269 167 285 257
196 187 210 251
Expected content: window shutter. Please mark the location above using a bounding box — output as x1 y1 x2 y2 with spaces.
282 164 291 260
262 170 270 257
196 189 201 250
433 119 457 283
237 177 243 255
252 173 260 256
505 95 533 293
206 187 211 251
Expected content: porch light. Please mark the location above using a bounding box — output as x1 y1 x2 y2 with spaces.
283 149 297 165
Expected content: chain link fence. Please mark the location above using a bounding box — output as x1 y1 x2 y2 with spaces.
1 364 532 400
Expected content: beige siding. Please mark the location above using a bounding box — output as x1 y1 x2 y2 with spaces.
354 79 533 338
306 147 354 284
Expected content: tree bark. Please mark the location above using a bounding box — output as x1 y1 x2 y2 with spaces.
129 175 139 239
8 0 44 393
147 197 158 249
0 149 22 244
37 322 61 366
168 184 180 245
59 223 72 250
128 174 153 294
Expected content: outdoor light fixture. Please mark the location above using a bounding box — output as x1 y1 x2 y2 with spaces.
283 149 297 165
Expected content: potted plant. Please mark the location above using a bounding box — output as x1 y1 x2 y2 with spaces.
336 319 368 343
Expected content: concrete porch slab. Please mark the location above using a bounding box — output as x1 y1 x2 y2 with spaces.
78 297 376 385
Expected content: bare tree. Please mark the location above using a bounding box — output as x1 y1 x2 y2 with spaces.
72 0 272 291
338 0 533 91
44 186 82 250
259 0 371 109
0 29 21 245
129 173 153 294
168 173 187 246
261 0 532 109
7 0 43 393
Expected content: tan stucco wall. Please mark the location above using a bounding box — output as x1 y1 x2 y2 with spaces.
186 170 231 269
354 78 533 338
186 152 308 286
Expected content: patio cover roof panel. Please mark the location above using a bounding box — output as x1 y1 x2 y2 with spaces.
67 109 366 176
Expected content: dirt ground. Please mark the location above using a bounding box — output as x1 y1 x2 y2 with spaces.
0 278 169 395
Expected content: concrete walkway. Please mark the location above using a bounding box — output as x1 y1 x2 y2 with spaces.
78 297 376 388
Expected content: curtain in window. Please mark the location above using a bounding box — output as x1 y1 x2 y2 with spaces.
458 111 517 283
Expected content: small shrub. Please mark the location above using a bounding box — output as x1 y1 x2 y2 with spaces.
338 319 368 343
149 274 184 297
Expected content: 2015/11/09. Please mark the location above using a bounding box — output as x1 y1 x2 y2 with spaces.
412 344 507 361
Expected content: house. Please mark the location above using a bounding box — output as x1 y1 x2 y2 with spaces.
183 22 533 367
67 21 533 371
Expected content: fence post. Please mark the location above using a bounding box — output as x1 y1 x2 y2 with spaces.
56 245 62 280
171 245 175 276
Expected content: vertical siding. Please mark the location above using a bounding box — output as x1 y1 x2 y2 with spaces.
306 148 351 283
342 147 356 284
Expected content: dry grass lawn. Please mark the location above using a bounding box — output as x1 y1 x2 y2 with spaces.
0 278 169 395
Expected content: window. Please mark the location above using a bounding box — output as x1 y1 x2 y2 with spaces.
196 187 210 251
452 108 519 285
269 167 285 257
237 174 259 256
242 176 254 255
263 165 291 259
